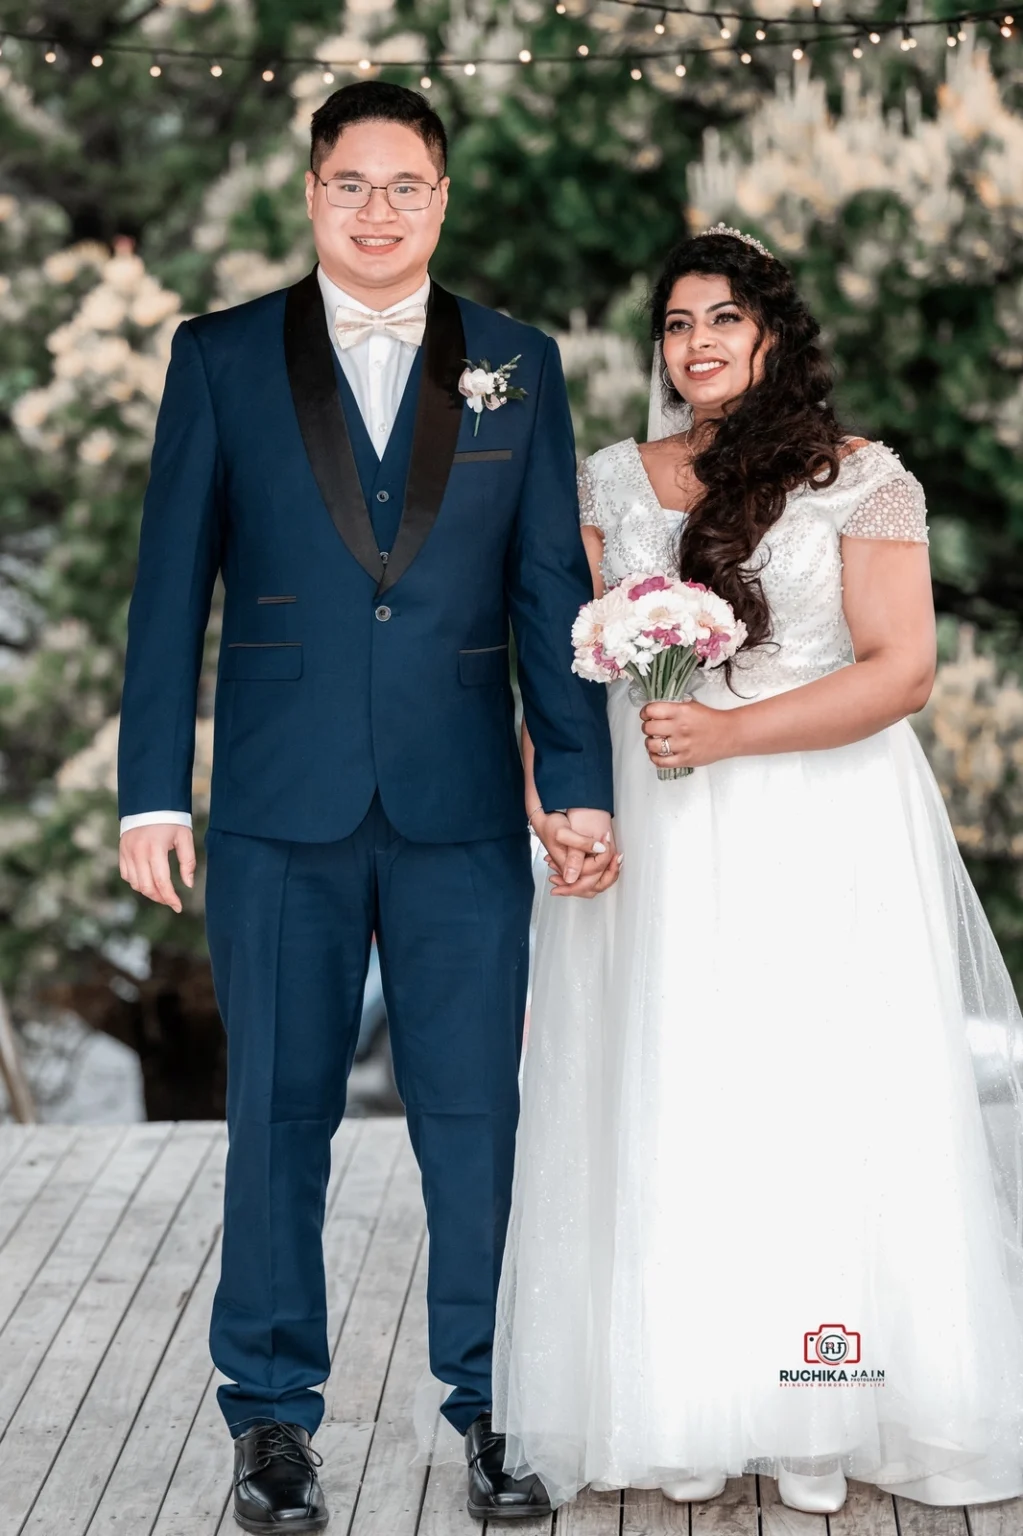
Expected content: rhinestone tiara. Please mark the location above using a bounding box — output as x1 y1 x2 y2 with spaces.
695 221 774 260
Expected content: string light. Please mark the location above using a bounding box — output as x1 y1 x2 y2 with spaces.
715 15 733 38
210 61 223 75
739 48 752 61
577 42 589 54
852 36 863 55
91 53 103 67
654 10 668 32
792 40 806 58
261 67 275 81
947 22 958 43
358 57 371 70
869 29 881 42
675 57 687 74
755 23 768 39
322 68 335 83
43 45 57 63
555 2 567 11
630 63 643 77
420 74 431 88
899 24 917 48
1000 14 1014 34
150 62 162 76
519 48 532 61
463 61 476 73
958 24 969 38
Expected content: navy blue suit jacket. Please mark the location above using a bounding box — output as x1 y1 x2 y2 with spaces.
117 270 613 843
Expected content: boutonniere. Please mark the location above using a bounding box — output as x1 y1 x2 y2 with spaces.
458 355 527 437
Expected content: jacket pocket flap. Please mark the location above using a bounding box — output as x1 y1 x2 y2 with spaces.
458 645 510 687
452 449 513 463
223 643 303 680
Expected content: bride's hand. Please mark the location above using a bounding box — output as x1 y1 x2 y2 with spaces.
641 699 735 769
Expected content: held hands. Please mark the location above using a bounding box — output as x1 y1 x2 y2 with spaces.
641 698 735 770
119 825 196 914
531 807 622 899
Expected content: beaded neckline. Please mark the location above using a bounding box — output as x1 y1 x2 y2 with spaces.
625 437 688 520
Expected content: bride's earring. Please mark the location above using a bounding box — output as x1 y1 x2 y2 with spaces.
661 363 673 390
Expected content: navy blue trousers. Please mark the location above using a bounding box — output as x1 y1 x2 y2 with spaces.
203 793 534 1439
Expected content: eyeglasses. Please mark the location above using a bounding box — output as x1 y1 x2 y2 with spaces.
313 175 441 211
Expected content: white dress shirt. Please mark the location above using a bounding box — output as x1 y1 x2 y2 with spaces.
120 267 431 836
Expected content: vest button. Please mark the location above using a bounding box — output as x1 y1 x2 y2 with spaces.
376 489 390 503
375 605 392 623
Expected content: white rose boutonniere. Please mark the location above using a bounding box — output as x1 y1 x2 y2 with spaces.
457 354 527 437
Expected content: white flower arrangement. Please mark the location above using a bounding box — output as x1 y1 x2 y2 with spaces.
457 354 527 436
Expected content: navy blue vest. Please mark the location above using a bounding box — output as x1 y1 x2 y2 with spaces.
330 348 424 559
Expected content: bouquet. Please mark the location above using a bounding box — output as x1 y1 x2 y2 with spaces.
571 574 747 780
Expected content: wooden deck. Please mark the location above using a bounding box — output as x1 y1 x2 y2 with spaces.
1 1120 1022 1536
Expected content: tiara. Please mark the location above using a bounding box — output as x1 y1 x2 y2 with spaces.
695 221 774 260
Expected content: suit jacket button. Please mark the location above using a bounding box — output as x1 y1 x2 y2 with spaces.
376 489 390 502
375 605 392 622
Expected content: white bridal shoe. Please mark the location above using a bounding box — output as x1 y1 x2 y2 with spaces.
660 1471 728 1502
777 1465 848 1513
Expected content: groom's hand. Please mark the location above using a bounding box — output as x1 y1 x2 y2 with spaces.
546 808 621 899
119 825 196 914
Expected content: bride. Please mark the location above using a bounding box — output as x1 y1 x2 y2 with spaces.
491 227 1023 1514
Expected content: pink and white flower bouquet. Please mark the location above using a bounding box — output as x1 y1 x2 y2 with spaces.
571 574 747 779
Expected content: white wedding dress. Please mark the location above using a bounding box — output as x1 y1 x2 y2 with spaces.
491 435 1023 1509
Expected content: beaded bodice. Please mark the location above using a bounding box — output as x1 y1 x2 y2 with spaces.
578 437 929 704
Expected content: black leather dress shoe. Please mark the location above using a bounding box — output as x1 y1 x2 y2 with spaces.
464 1411 552 1521
232 1420 328 1532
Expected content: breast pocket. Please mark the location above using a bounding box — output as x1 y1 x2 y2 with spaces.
458 645 510 687
222 642 303 680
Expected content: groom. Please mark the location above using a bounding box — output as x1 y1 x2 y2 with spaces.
117 82 614 1529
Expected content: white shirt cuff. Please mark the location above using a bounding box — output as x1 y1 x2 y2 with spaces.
119 811 193 835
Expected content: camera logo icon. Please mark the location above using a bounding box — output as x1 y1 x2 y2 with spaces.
803 1323 861 1366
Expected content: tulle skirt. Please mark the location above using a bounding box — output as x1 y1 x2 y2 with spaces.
492 674 1023 1507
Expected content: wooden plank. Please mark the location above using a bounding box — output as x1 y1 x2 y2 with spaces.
892 1498 967 1534
0 1124 217 1535
622 1487 689 1534
693 1474 760 1534
558 1485 623 1534
0 1121 171 1439
346 1228 431 1536
0 1124 125 1334
94 1119 360 1536
155 1119 390 1536
968 1497 1023 1534
19 1123 224 1536
0 1124 78 1251
829 1479 899 1535
417 1457 474 1536
760 1472 829 1536
0 1123 34 1186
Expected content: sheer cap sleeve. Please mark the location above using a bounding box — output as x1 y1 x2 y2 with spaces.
831 443 929 544
577 455 605 530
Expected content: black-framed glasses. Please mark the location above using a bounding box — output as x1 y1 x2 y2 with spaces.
313 175 441 211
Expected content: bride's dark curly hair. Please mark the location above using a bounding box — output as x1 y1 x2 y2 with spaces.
650 231 846 669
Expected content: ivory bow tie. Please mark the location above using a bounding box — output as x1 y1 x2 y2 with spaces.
333 301 427 351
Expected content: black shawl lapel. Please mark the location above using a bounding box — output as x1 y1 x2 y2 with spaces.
283 268 383 582
377 281 465 596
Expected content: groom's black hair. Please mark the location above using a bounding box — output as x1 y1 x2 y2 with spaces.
310 82 448 176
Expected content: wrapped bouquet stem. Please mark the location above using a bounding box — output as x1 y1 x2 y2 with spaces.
571 573 747 781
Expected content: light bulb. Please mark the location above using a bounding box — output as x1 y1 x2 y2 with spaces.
675 60 687 75
792 43 804 58
322 69 335 83
740 50 752 62
630 65 643 78
262 68 274 81
464 61 476 74
420 74 432 88
44 46 57 63
577 43 589 55
210 62 223 76
150 62 162 75
869 30 881 42
91 53 104 67
519 49 531 62
755 25 767 39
